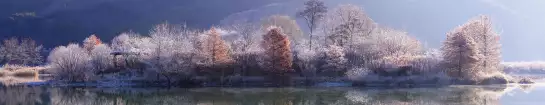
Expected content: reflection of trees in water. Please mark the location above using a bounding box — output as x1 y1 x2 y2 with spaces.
51 88 196 105
50 88 117 105
0 86 48 105
0 85 519 105
519 84 536 93
344 86 509 105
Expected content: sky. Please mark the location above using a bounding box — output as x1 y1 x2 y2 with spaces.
330 0 545 61
222 0 545 61
2 0 545 61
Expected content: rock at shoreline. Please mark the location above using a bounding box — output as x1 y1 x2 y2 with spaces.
480 76 509 85
518 78 535 84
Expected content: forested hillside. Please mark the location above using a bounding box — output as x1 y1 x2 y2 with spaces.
0 0 291 47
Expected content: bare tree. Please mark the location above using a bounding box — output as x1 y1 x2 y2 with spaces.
0 37 43 65
297 0 328 49
149 23 195 86
228 23 262 81
229 23 261 53
48 44 93 81
90 44 113 73
322 4 376 50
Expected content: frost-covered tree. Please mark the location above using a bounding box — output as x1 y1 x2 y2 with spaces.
322 45 347 76
90 44 113 73
198 27 233 65
323 4 375 49
19 38 43 65
409 49 442 73
229 23 263 77
441 27 483 81
461 16 502 74
111 33 131 52
0 37 43 65
83 34 103 53
1 37 20 64
262 15 304 46
372 29 423 66
293 41 320 79
297 0 327 49
194 27 234 82
261 27 293 75
229 23 261 53
48 44 92 81
346 67 372 82
111 32 156 59
149 23 196 85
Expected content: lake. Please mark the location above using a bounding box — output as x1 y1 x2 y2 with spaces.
0 84 543 105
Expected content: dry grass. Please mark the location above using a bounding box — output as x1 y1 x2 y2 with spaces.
0 71 6 77
12 70 38 78
0 64 45 78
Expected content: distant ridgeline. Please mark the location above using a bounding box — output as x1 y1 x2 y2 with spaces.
0 0 288 48
0 0 529 87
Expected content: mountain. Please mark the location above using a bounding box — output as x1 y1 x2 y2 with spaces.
221 0 545 61
2 0 545 61
0 0 291 47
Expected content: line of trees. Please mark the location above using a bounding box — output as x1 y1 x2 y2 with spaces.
39 0 504 86
0 37 43 66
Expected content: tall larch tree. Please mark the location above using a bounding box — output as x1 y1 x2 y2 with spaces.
297 0 327 49
463 16 502 74
203 27 232 65
261 27 293 75
441 26 483 81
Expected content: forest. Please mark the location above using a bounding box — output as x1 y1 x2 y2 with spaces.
0 0 520 87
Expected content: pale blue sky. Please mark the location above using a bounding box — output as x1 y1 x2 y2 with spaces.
327 0 545 61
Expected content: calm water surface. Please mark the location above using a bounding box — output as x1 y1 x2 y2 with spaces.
0 84 544 105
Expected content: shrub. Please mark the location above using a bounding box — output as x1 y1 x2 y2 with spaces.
346 67 372 82
48 44 93 82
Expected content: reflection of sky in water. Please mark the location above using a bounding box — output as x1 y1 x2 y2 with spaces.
501 84 545 105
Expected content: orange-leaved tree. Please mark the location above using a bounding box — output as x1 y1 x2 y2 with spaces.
83 34 103 52
203 27 232 65
261 27 293 75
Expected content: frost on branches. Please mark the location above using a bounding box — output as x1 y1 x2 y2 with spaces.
90 44 113 73
148 23 196 83
441 25 483 81
196 27 233 66
459 16 502 74
48 44 93 82
83 34 103 53
0 37 43 66
322 45 347 76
